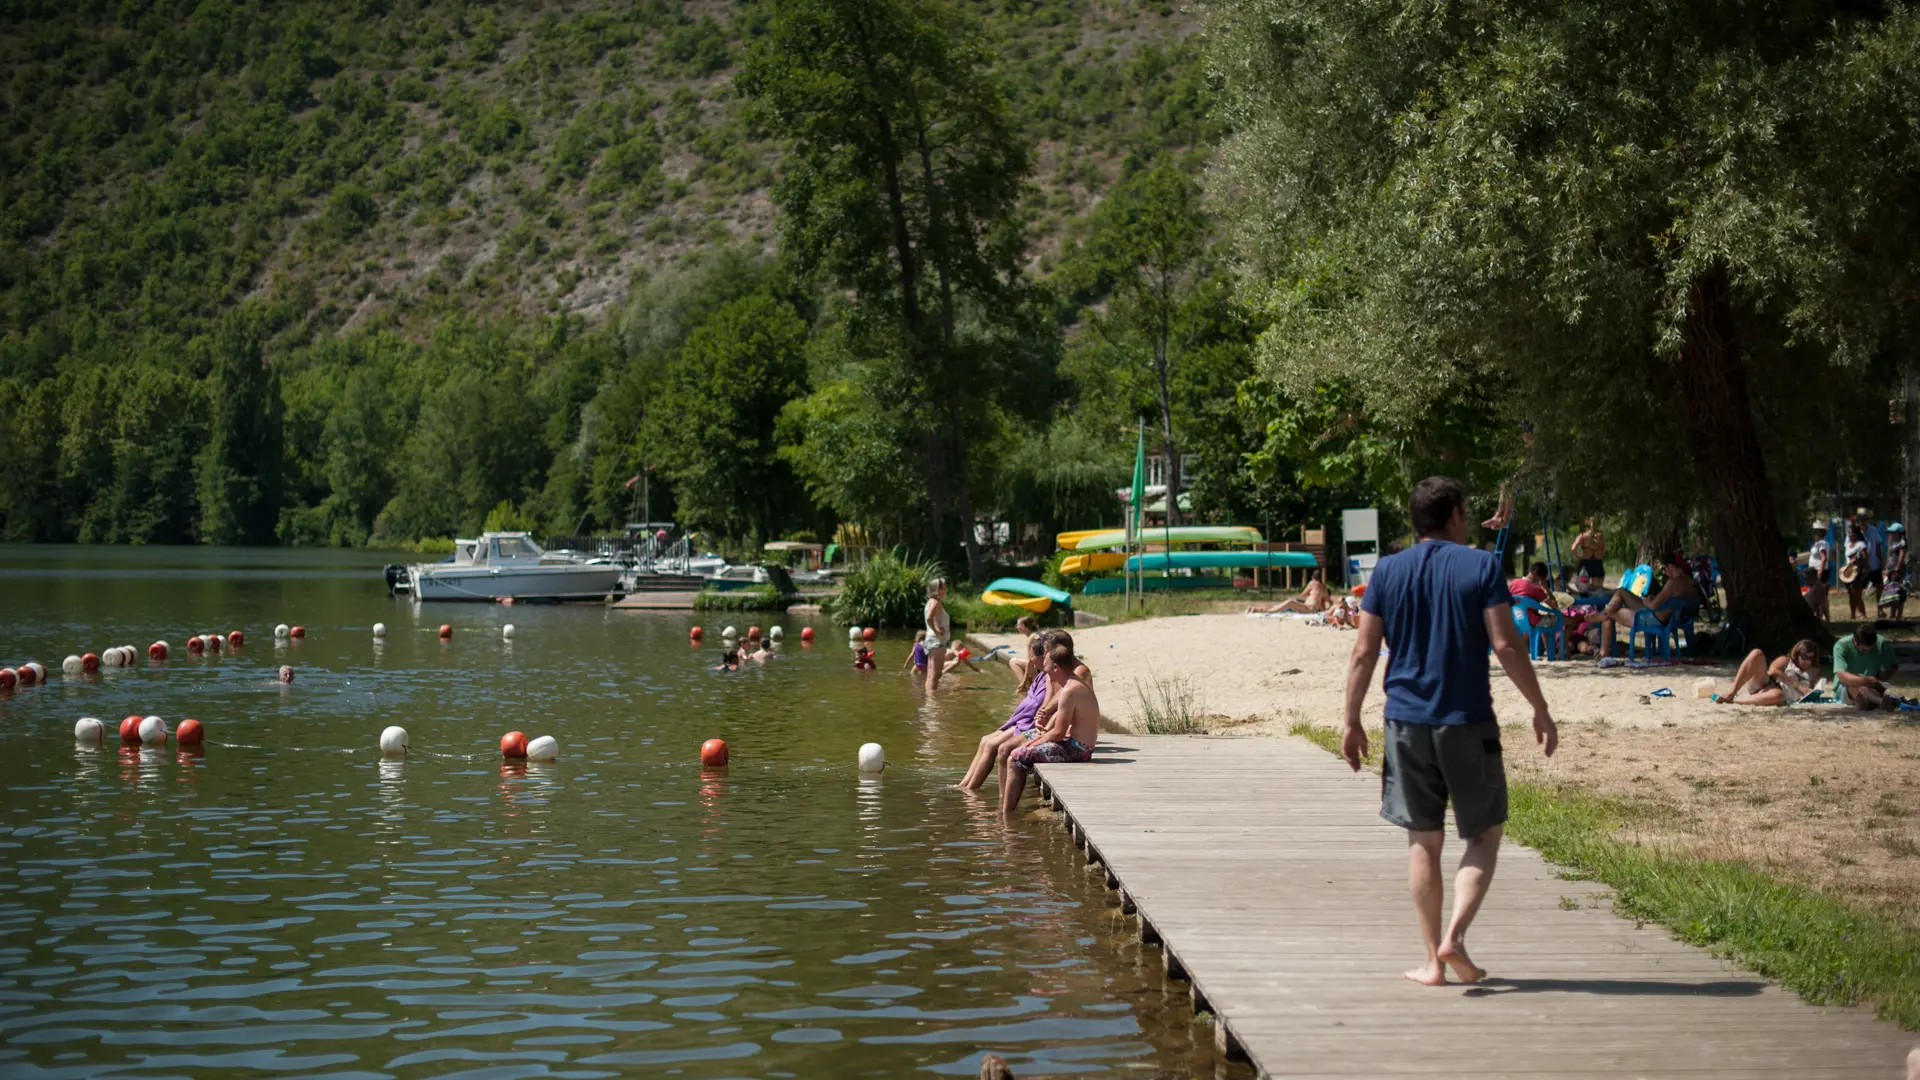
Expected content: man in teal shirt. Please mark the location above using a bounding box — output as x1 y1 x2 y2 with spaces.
1833 625 1900 710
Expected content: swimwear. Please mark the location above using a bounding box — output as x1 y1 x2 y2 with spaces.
911 642 927 670
998 677 1047 735
1009 735 1092 771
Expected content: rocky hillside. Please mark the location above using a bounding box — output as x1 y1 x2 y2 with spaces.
1 0 1207 342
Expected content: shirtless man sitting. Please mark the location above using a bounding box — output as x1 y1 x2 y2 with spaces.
999 642 1100 815
1249 569 1329 614
1599 552 1700 657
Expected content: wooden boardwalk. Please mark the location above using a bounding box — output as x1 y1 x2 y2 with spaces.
1033 736 1911 1079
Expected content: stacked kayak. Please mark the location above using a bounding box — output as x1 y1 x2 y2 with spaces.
1124 550 1319 572
1065 525 1264 551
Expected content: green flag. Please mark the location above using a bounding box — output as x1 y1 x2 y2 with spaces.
1131 419 1146 540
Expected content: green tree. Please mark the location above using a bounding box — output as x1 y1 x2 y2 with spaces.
1060 164 1212 524
739 0 1032 584
647 291 811 540
1206 0 1920 648
196 312 284 545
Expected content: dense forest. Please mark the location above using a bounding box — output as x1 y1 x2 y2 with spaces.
8 0 1911 637
3 0 1398 562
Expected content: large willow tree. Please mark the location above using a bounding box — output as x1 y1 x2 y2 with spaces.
1207 0 1920 649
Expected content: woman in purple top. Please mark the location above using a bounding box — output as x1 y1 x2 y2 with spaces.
957 635 1047 791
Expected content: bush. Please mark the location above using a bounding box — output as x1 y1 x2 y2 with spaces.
945 594 1036 632
827 553 942 627
1131 673 1205 734
694 585 797 611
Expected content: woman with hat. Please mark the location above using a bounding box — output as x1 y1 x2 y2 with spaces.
1842 523 1869 620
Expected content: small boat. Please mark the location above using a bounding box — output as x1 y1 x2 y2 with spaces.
407 533 625 602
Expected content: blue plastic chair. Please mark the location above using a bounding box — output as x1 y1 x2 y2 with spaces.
1629 598 1697 661
1509 596 1564 660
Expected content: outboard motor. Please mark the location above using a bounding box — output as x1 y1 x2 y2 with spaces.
384 564 409 595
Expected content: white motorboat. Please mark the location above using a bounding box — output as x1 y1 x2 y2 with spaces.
408 533 624 602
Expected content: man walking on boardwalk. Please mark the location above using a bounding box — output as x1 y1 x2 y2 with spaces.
1342 476 1558 985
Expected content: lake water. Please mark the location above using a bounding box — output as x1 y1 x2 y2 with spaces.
0 546 1229 1079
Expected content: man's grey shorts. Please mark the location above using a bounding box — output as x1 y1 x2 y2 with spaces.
1380 719 1508 838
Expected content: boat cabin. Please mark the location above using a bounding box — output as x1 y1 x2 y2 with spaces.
450 532 553 566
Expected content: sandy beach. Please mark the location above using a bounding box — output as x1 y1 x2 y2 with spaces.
972 613 1920 916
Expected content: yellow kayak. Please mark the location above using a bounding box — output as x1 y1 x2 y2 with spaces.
1059 551 1126 575
1055 529 1106 551
982 588 1053 613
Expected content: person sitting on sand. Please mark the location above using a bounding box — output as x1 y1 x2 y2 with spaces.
1598 552 1700 657
1000 642 1101 815
959 635 1050 790
1249 569 1329 614
1717 640 1819 706
1834 624 1901 710
1321 595 1361 629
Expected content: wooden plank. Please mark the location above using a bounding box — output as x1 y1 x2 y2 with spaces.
1032 736 1912 1079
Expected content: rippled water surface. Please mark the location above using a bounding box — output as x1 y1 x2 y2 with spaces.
0 546 1224 1079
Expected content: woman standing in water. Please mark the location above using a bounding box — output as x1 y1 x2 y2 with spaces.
924 577 952 689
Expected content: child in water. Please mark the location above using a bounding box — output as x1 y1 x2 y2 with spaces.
714 649 741 672
853 645 876 670
903 631 928 678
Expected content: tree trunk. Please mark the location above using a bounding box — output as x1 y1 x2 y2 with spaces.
949 420 986 586
1673 262 1826 651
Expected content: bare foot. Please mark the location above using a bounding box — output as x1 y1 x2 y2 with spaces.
1906 1046 1919 1080
1403 962 1447 986
1437 940 1486 984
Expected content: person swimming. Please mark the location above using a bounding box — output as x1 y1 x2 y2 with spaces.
853 645 876 670
714 649 741 672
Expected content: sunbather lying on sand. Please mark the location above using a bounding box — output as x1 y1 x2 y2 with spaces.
1716 640 1819 706
1249 570 1329 614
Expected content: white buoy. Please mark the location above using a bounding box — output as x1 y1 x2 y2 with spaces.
138 715 168 745
379 725 409 757
372 622 387 639
274 623 290 640
103 647 121 667
525 735 559 761
502 624 515 640
848 626 862 640
858 742 885 773
75 717 104 745
769 625 785 640
62 655 84 676
722 625 738 640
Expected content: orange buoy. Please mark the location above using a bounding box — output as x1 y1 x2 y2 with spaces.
148 641 168 661
747 625 762 641
501 731 529 759
690 625 704 640
82 652 100 672
438 624 453 640
700 738 729 768
18 663 39 686
176 718 204 746
119 716 142 743
0 668 14 690
800 626 814 642
862 627 877 641
186 636 205 655
227 630 244 647
290 625 305 639
207 633 222 653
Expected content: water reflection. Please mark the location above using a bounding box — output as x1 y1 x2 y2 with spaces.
0 546 1228 1080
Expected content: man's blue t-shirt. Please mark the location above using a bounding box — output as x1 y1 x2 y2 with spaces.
1359 540 1510 725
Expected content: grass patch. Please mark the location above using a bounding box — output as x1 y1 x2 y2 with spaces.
1287 720 1920 1029
1132 673 1205 734
1075 587 1287 623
